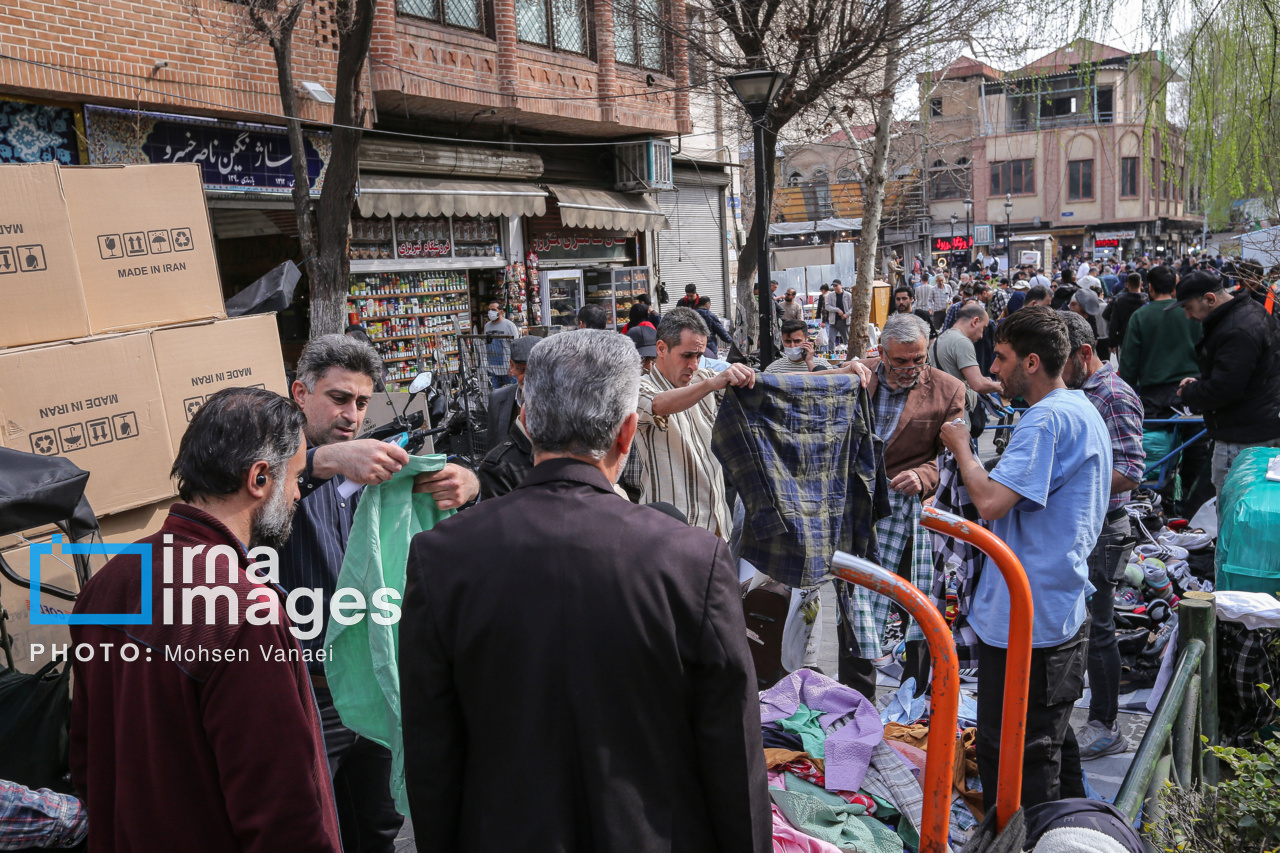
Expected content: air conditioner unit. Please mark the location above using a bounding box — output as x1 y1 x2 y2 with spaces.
614 140 674 192
915 218 932 238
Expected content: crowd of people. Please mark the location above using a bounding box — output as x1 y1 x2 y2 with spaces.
12 249 1280 852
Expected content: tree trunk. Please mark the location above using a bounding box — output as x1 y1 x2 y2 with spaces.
265 6 321 303
309 0 379 338
851 28 902 357
735 122 777 353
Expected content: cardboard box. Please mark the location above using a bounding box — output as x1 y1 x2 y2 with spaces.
0 331 176 515
97 498 175 544
59 164 225 334
0 539 80 674
150 315 290 448
0 163 92 348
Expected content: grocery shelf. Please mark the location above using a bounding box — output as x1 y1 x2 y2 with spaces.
348 290 468 299
383 355 420 363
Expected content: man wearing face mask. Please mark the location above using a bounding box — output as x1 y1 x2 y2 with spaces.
281 335 480 852
765 320 833 374
70 388 343 852
839 313 965 700
484 301 520 389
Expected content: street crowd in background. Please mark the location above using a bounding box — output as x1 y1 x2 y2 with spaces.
12 246 1280 853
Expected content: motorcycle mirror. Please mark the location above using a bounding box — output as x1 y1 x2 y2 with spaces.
408 372 433 394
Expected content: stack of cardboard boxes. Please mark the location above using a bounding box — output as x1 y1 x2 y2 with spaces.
0 162 291 671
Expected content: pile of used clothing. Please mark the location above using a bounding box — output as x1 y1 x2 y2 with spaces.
1116 490 1215 690
760 669 986 852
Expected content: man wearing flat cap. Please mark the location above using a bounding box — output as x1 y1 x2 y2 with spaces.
479 334 542 498
485 334 541 451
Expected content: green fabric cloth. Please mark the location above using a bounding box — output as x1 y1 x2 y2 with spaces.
1118 299 1202 387
778 704 827 759
324 454 453 816
771 773 905 853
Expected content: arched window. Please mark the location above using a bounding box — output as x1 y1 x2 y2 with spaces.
956 156 970 167
932 159 947 169
811 168 829 184
787 171 802 186
837 168 855 182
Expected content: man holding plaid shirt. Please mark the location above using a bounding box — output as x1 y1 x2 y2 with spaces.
841 313 965 701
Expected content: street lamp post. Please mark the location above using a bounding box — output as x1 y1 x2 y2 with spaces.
1003 193 1014 276
963 197 973 267
949 213 957 266
729 69 789 362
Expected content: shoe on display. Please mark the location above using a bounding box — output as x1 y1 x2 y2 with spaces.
1124 563 1145 590
1136 542 1190 562
1146 621 1176 657
1077 720 1128 759
1114 587 1144 611
1158 529 1213 551
1164 559 1200 593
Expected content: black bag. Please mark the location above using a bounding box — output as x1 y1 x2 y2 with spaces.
742 580 790 690
0 659 73 792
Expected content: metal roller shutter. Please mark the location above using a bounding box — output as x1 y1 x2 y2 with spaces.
657 180 729 321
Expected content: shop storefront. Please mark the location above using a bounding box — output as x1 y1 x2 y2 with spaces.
352 175 546 388
525 188 667 330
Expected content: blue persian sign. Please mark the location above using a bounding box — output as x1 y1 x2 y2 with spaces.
85 106 329 194
0 99 80 164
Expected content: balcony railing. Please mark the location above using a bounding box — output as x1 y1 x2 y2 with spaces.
1001 111 1117 133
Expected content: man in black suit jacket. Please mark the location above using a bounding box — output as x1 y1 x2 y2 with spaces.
401 330 770 853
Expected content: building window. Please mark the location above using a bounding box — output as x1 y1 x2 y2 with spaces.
836 168 854 182
786 171 802 187
614 0 667 72
1068 159 1093 201
1161 160 1170 199
1120 157 1138 198
516 0 588 53
811 168 829 184
930 98 943 117
990 159 1034 195
398 0 484 31
929 159 968 200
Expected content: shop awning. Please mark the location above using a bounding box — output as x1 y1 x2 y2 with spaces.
547 185 668 232
356 176 548 219
769 218 863 235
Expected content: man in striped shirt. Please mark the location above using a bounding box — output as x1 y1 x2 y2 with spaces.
634 308 757 536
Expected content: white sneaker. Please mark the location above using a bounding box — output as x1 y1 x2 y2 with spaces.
1136 542 1189 562
1158 529 1213 551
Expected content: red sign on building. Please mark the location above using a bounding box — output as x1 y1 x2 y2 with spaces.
932 235 973 252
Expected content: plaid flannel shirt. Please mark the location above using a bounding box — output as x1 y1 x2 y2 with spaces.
930 450 985 672
988 288 1009 320
712 372 888 588
1082 363 1146 511
0 780 87 849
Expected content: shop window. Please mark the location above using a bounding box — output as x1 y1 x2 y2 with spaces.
516 0 588 53
615 0 668 72
1068 159 1093 201
1120 157 1138 198
990 159 1034 196
397 0 485 32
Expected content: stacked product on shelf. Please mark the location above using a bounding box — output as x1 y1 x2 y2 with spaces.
347 271 467 382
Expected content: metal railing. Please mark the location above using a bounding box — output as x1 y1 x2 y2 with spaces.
1114 591 1219 825
830 552 959 853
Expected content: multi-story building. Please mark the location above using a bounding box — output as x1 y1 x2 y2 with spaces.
921 40 1201 271
1 0 733 370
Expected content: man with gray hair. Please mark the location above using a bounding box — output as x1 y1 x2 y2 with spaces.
280 334 480 852
839 313 965 699
401 330 772 852
634 307 757 536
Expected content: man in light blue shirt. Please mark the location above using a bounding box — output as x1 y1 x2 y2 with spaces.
940 306 1110 810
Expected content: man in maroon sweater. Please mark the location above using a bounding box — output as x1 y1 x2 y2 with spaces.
70 388 341 852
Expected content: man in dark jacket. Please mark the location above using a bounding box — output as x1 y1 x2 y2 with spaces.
401 330 771 853
1103 272 1147 354
70 388 342 853
485 335 540 449
696 296 734 359
1172 270 1280 491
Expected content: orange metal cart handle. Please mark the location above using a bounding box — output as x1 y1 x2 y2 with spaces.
920 505 1034 833
831 552 959 853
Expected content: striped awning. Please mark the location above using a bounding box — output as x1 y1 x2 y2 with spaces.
356 175 547 219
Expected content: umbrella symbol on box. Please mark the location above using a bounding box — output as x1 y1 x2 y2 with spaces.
148 231 171 254
58 423 85 451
